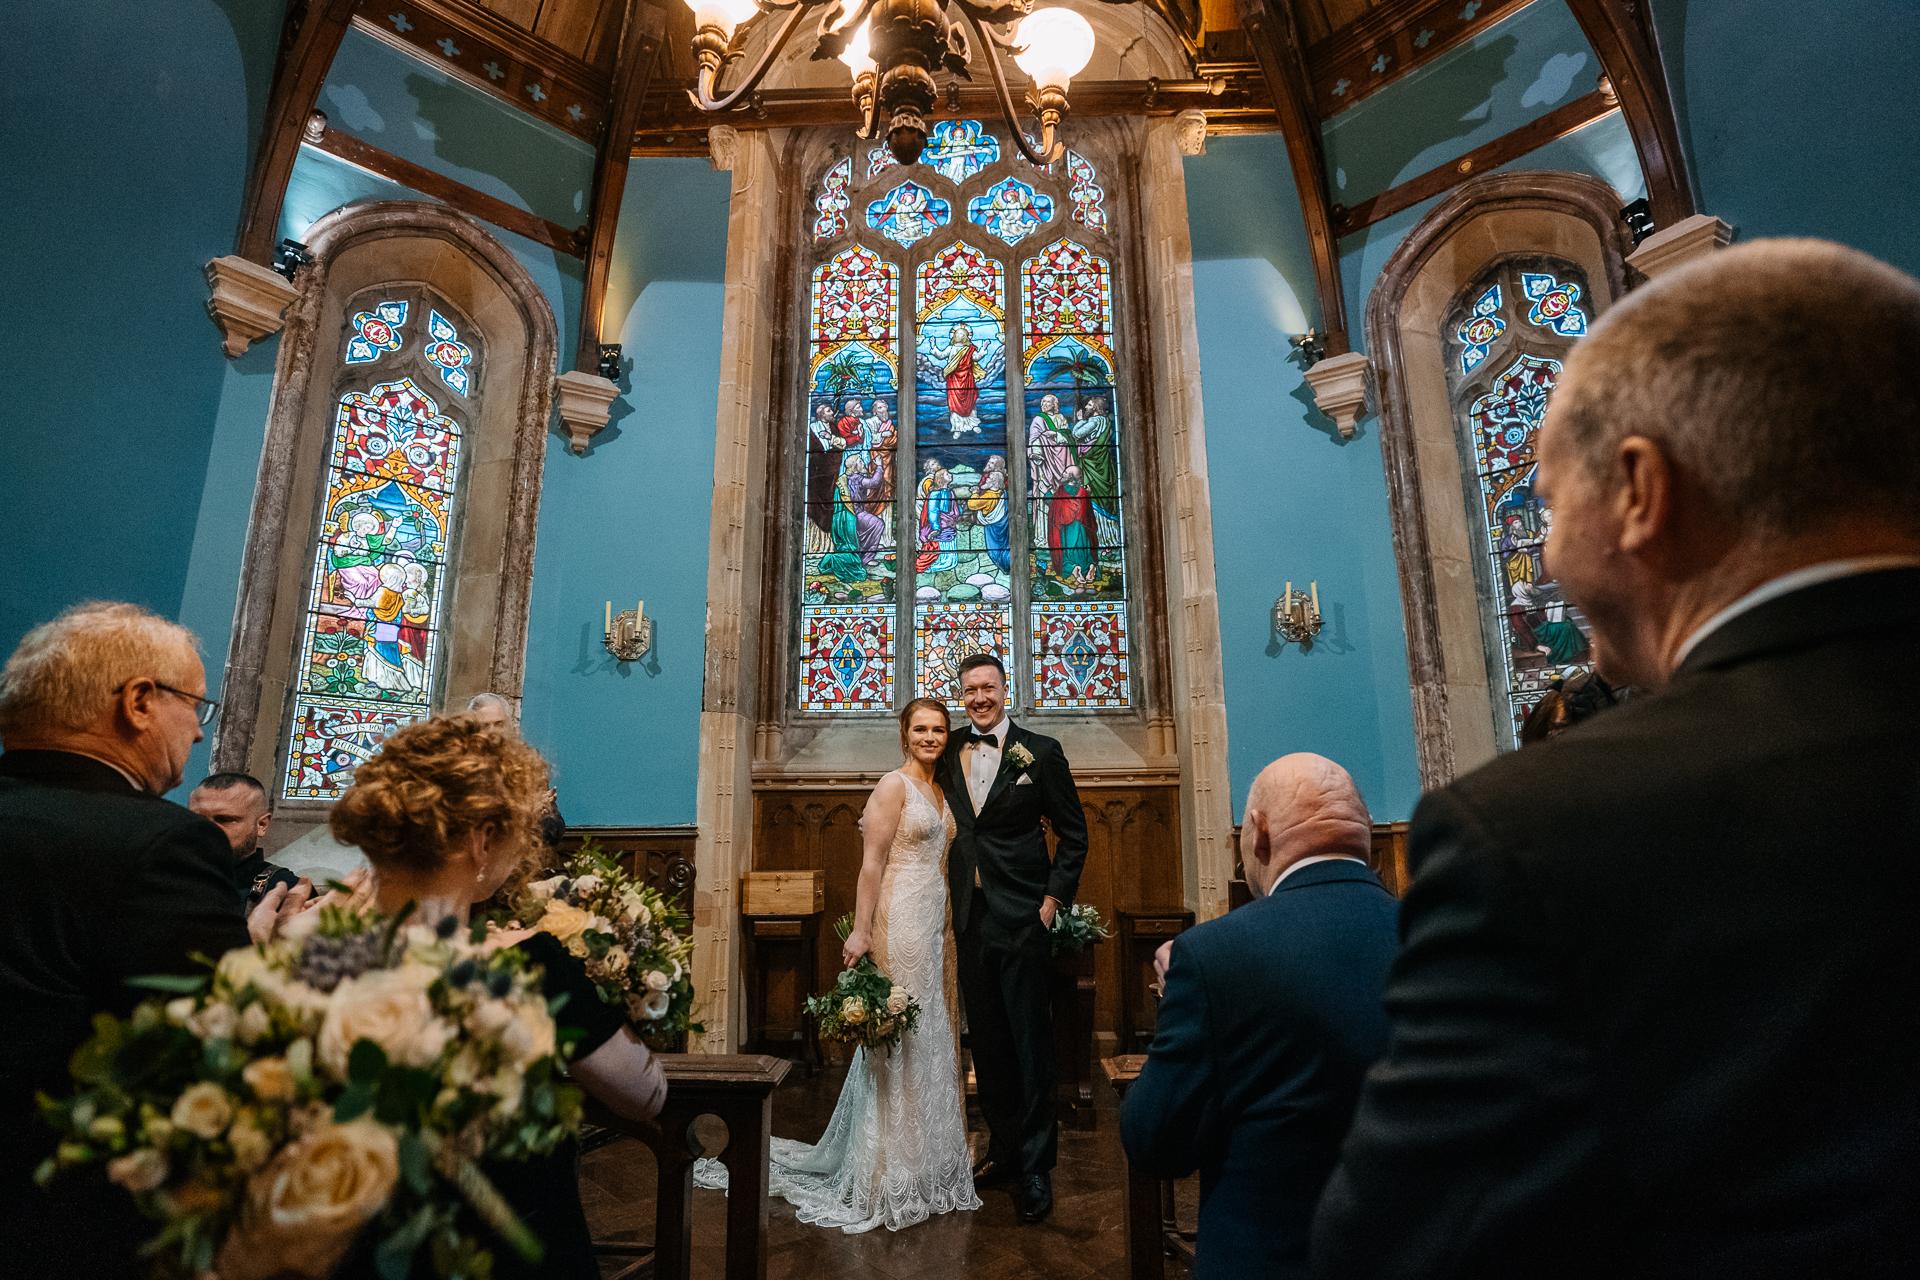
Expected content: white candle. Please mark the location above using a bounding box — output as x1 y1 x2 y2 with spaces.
637 600 644 626
1311 581 1319 615
1284 581 1293 607
605 600 612 634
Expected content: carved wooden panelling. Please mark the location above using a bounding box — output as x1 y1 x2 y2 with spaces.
555 825 698 913
751 785 1184 1045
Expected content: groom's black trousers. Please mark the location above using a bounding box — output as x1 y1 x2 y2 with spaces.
958 887 1057 1177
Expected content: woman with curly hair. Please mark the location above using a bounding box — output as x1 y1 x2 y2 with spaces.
329 713 665 1278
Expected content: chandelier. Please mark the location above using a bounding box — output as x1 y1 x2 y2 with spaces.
681 0 1098 166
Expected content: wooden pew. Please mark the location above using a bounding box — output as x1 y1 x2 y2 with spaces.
586 1053 793 1280
1102 1053 1164 1280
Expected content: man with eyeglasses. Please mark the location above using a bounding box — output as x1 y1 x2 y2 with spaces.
0 602 303 1278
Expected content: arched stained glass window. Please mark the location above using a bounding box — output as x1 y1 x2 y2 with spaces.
794 127 1132 712
1442 258 1596 740
282 287 479 798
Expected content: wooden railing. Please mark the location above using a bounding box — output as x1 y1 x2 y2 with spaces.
586 1053 793 1280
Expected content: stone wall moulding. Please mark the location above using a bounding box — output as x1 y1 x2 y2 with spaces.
205 255 300 358
1627 213 1733 282
555 369 622 454
1302 351 1373 440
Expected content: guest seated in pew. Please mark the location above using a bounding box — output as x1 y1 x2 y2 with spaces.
1120 753 1399 1280
188 769 301 909
327 713 666 1280
0 602 308 1279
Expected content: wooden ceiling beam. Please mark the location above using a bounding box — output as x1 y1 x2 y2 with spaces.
1237 0 1350 355
234 0 361 264
1303 0 1532 120
1562 0 1695 228
576 0 668 372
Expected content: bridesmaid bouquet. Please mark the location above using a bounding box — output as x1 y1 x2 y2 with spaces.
514 840 702 1037
36 903 580 1280
805 914 923 1056
1049 901 1111 956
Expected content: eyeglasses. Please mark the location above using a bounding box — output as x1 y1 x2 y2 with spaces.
154 683 222 726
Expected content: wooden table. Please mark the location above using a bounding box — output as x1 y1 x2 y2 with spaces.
741 912 824 1074
588 1053 793 1280
1103 1054 1164 1280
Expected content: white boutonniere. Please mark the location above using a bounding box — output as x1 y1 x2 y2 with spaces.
1006 742 1035 770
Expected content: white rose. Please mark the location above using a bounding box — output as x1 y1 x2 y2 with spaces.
228 1111 274 1172
216 1118 398 1280
218 947 272 991
490 1065 524 1117
573 874 603 893
602 947 630 975
537 901 598 955
242 1056 297 1103
528 876 567 901
885 989 910 1016
644 969 670 992
171 1082 234 1140
465 998 514 1038
236 1002 272 1046
840 997 866 1024
165 997 195 1025
316 966 452 1080
107 1148 169 1194
639 989 672 1020
187 1002 237 1041
498 999 555 1070
403 925 439 952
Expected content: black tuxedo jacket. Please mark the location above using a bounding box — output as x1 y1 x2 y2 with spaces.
1122 860 1399 1280
941 721 1089 933
0 749 252 1277
1313 567 1920 1280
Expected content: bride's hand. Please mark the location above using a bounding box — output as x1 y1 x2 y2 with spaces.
841 928 872 968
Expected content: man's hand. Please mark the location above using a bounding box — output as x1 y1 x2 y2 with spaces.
246 877 314 945
1039 895 1061 930
1152 938 1175 991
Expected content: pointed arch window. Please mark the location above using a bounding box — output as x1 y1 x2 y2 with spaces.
793 126 1133 714
1442 258 1597 737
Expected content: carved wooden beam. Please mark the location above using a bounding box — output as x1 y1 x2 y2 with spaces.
234 0 361 264
576 1 668 373
1235 0 1349 356
1563 0 1695 229
1304 0 1532 119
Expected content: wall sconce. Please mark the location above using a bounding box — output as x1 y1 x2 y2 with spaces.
604 600 652 662
1272 581 1323 648
597 343 623 381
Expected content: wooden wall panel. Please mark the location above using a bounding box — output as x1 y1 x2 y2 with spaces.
751 785 1186 1048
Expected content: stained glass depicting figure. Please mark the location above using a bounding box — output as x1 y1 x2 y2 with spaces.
921 120 999 185
284 374 465 798
967 178 1054 246
866 180 951 248
800 247 901 711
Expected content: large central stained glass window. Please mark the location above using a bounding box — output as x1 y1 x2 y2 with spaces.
796 124 1131 713
283 288 478 798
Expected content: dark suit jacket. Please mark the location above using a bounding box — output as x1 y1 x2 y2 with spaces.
0 749 253 1278
1313 568 1920 1280
942 721 1090 933
1122 860 1400 1279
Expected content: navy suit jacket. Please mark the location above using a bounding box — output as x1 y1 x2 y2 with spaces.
1121 859 1399 1279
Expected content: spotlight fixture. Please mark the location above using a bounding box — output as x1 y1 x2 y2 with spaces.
679 0 1096 166
1619 198 1656 246
597 343 624 381
272 238 313 282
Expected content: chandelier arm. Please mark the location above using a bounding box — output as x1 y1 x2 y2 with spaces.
690 2 824 113
960 9 1062 165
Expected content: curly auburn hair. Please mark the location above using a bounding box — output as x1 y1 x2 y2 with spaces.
330 713 550 875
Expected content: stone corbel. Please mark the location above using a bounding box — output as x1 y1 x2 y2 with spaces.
204 255 300 358
1302 351 1373 440
708 124 739 172
1627 213 1734 281
1173 108 1208 156
554 369 621 454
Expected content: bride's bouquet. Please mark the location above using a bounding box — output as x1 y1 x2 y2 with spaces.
1049 901 1111 956
805 914 923 1056
36 903 581 1280
513 840 702 1038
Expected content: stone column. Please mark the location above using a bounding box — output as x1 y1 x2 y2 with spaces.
1138 118 1235 922
690 129 780 1052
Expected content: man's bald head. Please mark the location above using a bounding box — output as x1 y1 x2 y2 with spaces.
1241 754 1372 896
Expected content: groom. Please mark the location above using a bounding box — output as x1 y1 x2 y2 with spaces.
942 652 1089 1224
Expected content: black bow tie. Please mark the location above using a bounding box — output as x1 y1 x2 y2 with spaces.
965 730 1001 748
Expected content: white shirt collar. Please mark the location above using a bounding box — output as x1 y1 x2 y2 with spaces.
971 717 1008 748
1269 853 1367 891
1673 555 1920 667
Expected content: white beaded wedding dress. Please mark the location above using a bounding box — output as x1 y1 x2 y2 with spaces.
693 775 981 1233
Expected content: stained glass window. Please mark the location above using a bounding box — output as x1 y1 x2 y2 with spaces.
346 301 407 364
797 246 901 712
796 130 1131 713
284 373 466 798
814 157 852 242
424 310 474 396
1443 258 1597 740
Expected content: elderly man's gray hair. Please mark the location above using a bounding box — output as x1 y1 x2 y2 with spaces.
1551 238 1920 541
466 692 515 717
0 603 200 738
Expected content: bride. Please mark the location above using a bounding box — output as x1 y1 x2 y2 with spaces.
695 698 981 1232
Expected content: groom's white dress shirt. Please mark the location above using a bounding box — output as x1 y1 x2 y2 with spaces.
964 716 1008 889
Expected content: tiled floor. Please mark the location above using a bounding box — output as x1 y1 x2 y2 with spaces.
581 1060 1199 1280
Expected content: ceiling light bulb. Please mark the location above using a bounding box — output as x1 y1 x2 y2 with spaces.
690 0 761 40
1013 8 1096 92
838 20 875 77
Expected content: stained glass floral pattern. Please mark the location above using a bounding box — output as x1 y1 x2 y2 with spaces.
346 301 407 364
915 603 1013 701
867 148 900 178
424 310 474 396
1520 272 1588 336
813 157 853 242
1031 602 1127 706
1065 150 1107 232
1456 285 1505 374
866 180 951 248
922 120 999 184
966 177 1055 245
800 605 895 710
284 375 465 798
